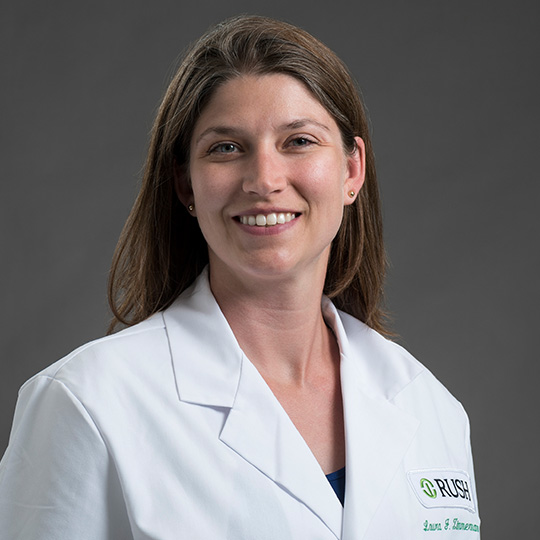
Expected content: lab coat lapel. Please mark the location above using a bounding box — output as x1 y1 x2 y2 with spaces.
323 301 421 540
340 357 419 539
220 356 343 539
163 269 242 408
164 271 343 538
165 272 421 539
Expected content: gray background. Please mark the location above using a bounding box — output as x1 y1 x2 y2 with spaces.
2 0 538 537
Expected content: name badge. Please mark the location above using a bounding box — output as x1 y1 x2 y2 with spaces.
407 469 476 513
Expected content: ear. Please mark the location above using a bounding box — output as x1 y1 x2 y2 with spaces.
173 160 195 215
343 136 366 206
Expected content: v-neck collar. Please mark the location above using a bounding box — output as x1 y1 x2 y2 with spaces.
163 269 422 538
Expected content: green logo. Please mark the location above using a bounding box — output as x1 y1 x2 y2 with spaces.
420 478 437 499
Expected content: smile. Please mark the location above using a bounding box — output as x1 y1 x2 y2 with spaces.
238 212 298 227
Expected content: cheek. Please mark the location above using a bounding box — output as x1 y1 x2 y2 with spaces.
190 167 235 212
304 157 349 230
297 158 347 203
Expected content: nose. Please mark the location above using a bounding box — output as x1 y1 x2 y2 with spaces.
241 146 287 196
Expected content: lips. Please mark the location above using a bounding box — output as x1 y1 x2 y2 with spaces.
238 212 298 227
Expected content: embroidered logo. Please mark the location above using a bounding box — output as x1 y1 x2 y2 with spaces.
420 478 437 499
407 469 476 513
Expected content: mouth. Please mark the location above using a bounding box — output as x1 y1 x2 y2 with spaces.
236 212 299 227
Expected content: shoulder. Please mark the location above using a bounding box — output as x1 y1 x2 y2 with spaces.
336 309 467 421
20 312 170 402
16 271 218 413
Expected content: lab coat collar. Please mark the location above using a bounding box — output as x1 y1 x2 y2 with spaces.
162 267 243 408
323 299 421 539
164 270 423 407
163 270 343 536
164 270 422 539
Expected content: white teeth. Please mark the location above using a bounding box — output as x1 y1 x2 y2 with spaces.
266 213 277 226
239 212 296 227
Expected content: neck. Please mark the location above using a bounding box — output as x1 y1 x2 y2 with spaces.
208 262 336 386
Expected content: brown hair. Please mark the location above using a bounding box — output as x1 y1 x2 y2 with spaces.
108 14 389 334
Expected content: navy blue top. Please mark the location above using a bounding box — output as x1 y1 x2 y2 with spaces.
325 466 346 505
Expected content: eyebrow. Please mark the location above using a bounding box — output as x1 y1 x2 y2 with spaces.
194 118 331 145
195 126 243 145
282 118 331 132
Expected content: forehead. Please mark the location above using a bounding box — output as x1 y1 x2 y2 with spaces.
191 73 338 139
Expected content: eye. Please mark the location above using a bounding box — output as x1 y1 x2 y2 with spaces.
209 142 239 154
288 136 316 148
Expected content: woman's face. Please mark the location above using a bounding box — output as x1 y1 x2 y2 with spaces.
179 74 365 287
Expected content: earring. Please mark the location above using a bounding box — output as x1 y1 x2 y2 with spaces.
187 204 194 212
348 190 355 198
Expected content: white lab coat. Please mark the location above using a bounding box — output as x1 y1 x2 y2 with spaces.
0 269 480 539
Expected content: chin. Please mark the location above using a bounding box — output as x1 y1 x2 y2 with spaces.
209 243 331 284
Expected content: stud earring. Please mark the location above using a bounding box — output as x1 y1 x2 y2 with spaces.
348 190 355 198
187 204 194 212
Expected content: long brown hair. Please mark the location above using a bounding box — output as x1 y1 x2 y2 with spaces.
108 15 389 334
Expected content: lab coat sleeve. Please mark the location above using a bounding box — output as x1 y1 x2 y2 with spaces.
463 404 481 529
0 375 132 540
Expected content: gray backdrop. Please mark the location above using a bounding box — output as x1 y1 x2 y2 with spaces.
2 0 538 537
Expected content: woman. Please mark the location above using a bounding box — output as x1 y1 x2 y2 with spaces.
0 15 480 539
